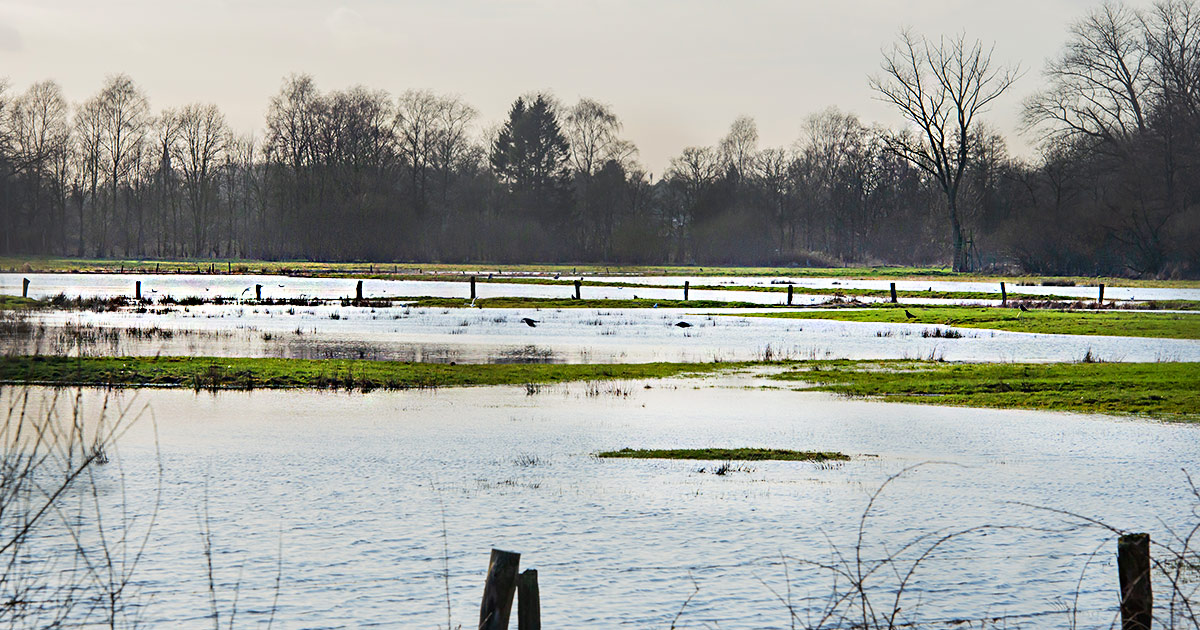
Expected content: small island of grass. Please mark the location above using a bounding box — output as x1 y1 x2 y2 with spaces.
596 448 850 462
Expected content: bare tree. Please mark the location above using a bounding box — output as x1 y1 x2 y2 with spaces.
1025 4 1150 152
8 80 70 251
174 103 229 257
872 31 1018 271
95 74 150 256
565 98 636 176
719 115 759 180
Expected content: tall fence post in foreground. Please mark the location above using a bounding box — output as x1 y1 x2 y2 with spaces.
787 285 794 306
1118 532 1152 630
22 278 29 298
135 281 141 301
471 276 477 301
356 280 363 301
1000 282 1007 306
479 549 521 630
517 569 540 630
684 281 690 302
574 279 581 300
255 284 262 301
889 282 897 304
1099 283 1106 305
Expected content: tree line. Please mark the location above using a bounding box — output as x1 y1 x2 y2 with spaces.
1 0 1198 276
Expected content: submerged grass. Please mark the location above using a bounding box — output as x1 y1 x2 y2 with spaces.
0 355 737 392
774 359 1200 420
403 296 769 309
749 306 1200 339
597 447 849 461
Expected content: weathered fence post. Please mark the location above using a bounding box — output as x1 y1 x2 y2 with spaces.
470 276 477 301
155 262 160 273
356 280 363 301
1118 532 1152 630
135 281 141 301
517 569 540 630
255 284 262 300
227 261 231 273
22 278 29 298
479 549 521 630
1000 282 1007 306
1099 283 1106 304
684 281 690 301
889 282 897 304
787 285 794 306
574 279 581 300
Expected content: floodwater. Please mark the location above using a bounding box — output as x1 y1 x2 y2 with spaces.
7 303 1200 363
12 380 1199 628
589 275 1200 302
11 272 1197 306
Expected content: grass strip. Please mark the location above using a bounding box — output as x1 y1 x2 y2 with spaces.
597 447 849 461
773 360 1200 420
748 306 1200 339
0 355 737 392
8 257 1199 288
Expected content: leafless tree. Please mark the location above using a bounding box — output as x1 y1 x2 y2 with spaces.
174 103 230 257
872 31 1018 271
95 74 150 256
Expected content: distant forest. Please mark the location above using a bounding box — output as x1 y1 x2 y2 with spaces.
2 1 1199 277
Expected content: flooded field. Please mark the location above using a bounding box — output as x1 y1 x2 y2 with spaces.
7 303 1200 363
12 379 1198 628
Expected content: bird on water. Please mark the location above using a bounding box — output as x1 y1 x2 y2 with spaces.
675 321 692 328
521 318 539 327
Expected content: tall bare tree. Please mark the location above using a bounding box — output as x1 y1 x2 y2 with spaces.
174 103 229 256
95 74 149 255
872 31 1017 271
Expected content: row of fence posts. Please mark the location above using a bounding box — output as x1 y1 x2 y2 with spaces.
14 277 1112 307
478 533 1152 630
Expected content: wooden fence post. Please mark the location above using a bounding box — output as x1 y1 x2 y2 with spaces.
1118 533 1152 630
135 281 141 301
787 285 794 306
889 282 897 304
255 284 262 300
1000 282 1007 306
1099 283 1106 304
574 279 581 300
22 278 29 298
684 281 690 301
517 569 540 630
471 276 477 301
479 549 521 630
356 280 363 301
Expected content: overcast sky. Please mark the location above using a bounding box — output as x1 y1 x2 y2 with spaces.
0 0 1154 173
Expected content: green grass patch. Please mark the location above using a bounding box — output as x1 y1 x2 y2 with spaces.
749 306 1200 339
596 447 849 461
0 295 39 310
773 360 1200 420
0 355 737 392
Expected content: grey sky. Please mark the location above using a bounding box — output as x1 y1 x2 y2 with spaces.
0 0 1147 173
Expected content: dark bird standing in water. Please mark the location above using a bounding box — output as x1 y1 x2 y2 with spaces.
675 321 692 328
521 318 539 327
904 309 915 319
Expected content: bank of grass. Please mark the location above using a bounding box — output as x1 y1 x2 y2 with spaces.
597 447 850 461
774 360 1200 420
7 256 1199 288
749 306 1200 339
0 355 738 391
0 295 39 310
